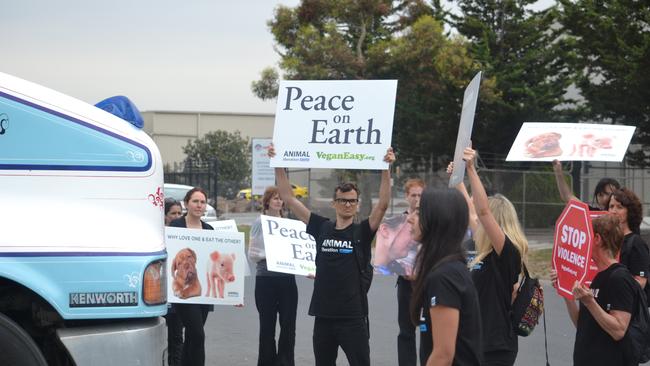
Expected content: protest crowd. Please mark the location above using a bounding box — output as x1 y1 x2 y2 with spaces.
165 135 650 366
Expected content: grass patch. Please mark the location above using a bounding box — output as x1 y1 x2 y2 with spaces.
527 248 553 280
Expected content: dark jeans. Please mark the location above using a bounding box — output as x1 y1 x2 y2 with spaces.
165 307 184 366
175 303 210 366
313 317 370 366
255 275 298 366
397 277 416 366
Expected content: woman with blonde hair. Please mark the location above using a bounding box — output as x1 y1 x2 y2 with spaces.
463 147 528 366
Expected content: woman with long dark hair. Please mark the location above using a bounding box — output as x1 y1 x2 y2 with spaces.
248 186 298 366
169 187 214 366
409 188 482 366
608 187 650 289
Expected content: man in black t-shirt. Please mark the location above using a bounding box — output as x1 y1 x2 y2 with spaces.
269 144 395 366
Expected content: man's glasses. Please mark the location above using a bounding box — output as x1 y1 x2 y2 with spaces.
335 198 359 206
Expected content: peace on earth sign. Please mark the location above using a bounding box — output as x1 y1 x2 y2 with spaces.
270 80 397 170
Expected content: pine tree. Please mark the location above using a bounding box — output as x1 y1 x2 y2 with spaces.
559 0 650 166
446 0 575 166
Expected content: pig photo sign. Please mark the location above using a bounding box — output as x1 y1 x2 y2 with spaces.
552 199 594 299
271 80 397 170
166 227 246 305
260 215 316 276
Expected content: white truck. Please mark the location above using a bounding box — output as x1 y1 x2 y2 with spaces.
0 72 167 365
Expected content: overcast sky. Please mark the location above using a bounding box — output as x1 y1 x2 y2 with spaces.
1 0 553 114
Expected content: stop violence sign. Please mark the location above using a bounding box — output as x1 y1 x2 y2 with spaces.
553 199 593 299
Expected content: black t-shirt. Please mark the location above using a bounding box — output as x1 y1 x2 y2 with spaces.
620 233 650 279
470 236 521 352
306 213 376 318
420 259 483 366
574 263 636 366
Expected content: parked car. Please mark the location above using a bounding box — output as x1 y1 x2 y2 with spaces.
164 183 218 220
237 184 309 200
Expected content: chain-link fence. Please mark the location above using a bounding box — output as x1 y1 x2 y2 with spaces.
291 166 568 229
165 159 650 228
577 161 650 214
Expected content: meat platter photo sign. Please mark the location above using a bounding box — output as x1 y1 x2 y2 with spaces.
166 227 246 305
505 122 635 162
552 199 593 299
271 80 397 170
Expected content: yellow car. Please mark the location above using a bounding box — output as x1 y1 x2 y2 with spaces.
238 184 308 200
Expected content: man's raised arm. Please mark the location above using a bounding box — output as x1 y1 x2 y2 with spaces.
369 147 395 232
269 143 311 224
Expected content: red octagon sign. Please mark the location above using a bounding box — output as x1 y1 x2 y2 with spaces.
553 199 593 299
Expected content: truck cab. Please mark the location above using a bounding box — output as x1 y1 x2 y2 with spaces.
0 72 167 365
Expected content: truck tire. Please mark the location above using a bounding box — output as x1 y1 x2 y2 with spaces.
0 312 48 366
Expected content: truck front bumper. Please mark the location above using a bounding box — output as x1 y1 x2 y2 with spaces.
57 317 166 366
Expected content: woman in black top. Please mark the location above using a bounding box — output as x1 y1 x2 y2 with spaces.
169 187 214 366
463 147 528 366
552 160 620 211
608 187 650 290
559 214 636 366
409 188 482 366
248 186 298 366
165 198 184 366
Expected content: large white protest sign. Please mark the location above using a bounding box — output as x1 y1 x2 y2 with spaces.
252 138 275 195
166 227 246 305
506 122 636 162
449 71 482 187
271 80 397 170
260 215 316 276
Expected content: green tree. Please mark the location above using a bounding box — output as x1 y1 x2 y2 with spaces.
559 0 650 166
254 0 491 215
254 0 490 169
443 0 576 166
183 130 250 198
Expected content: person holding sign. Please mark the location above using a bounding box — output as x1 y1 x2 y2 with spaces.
169 187 214 366
557 214 637 365
608 188 650 290
463 147 528 366
248 186 298 366
409 188 483 366
552 160 620 211
269 143 395 366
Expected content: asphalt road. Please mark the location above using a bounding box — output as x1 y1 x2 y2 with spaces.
203 271 643 366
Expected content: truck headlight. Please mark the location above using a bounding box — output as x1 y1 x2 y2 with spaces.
143 260 167 305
